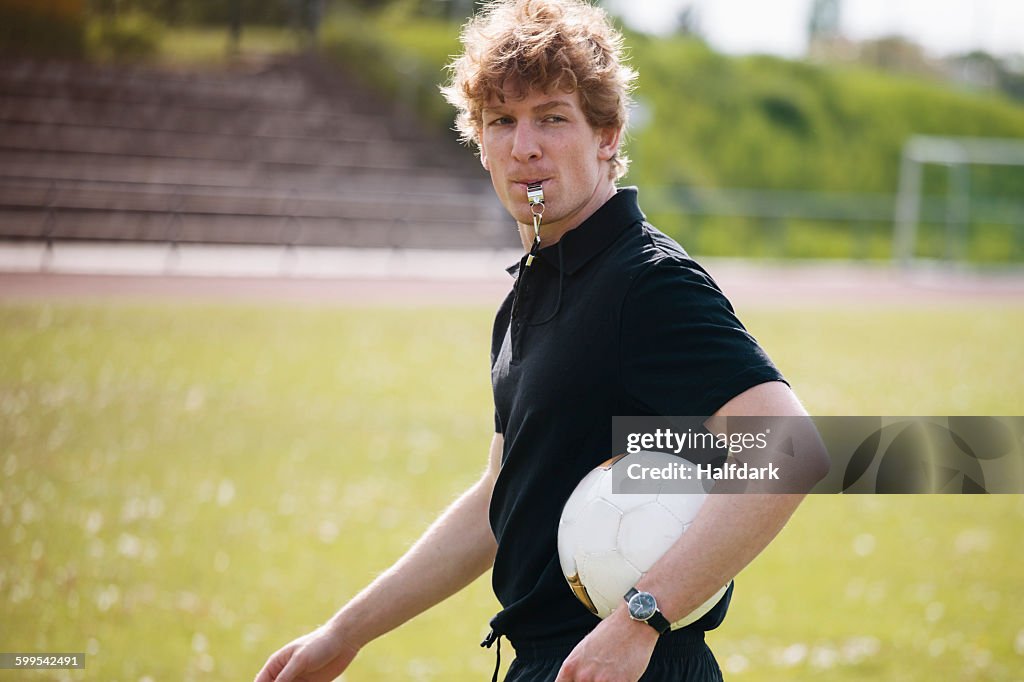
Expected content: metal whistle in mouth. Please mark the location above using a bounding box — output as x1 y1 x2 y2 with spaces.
527 182 544 208
525 182 545 266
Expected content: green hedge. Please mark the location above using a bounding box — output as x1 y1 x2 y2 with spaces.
318 11 1024 261
86 11 164 62
319 10 459 129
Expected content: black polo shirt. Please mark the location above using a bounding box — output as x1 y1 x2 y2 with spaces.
488 187 785 647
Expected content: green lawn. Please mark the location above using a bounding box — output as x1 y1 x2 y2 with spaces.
1 301 1022 681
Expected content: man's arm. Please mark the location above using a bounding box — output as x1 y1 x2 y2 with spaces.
556 382 830 682
254 433 503 682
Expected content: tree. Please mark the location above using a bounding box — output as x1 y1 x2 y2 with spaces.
674 4 702 39
807 0 841 42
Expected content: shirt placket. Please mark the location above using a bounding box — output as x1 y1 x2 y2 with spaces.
509 256 546 364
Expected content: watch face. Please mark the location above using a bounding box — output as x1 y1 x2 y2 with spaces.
628 591 658 621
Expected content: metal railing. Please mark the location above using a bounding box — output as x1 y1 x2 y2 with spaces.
641 181 1024 263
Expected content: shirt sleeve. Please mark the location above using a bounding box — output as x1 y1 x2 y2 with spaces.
618 258 786 417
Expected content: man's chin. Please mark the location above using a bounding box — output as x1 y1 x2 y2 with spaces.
507 208 539 226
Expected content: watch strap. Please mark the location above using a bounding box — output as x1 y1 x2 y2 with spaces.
646 610 671 634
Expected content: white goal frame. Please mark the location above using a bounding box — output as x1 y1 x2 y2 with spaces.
893 135 1024 266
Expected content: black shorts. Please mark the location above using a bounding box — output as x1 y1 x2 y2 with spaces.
503 631 723 682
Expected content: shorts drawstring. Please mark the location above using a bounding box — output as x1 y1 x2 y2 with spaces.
480 629 503 682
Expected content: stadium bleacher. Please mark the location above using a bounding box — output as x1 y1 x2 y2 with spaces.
0 55 515 250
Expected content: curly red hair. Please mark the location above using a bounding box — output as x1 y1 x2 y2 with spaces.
441 0 637 180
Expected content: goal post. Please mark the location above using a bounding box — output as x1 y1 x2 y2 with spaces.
893 135 1024 267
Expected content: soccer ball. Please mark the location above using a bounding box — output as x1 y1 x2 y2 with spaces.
557 451 731 629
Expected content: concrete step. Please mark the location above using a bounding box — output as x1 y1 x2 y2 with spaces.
0 60 311 112
0 176 500 222
0 90 395 140
0 120 434 167
0 149 491 194
0 208 507 249
0 56 392 118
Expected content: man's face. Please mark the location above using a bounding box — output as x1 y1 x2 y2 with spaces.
479 86 621 245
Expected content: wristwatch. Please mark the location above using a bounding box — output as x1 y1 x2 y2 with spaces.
623 587 671 634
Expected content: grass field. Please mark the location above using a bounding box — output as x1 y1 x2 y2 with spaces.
1 301 1023 681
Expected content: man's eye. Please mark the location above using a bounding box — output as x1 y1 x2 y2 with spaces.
544 115 567 123
488 117 513 126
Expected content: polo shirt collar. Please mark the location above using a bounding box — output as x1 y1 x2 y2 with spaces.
505 187 645 279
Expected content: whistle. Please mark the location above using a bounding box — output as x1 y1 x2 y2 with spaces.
527 182 544 206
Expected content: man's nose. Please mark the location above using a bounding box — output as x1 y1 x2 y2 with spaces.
511 122 542 162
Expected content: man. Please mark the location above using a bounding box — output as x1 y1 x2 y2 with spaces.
255 2 827 681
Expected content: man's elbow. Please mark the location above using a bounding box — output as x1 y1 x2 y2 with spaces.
807 443 831 486
791 424 831 493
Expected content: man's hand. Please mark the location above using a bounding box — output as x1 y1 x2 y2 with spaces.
253 434 502 682
554 608 658 682
253 625 360 682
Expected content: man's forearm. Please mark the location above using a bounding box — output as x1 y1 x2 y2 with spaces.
325 439 501 648
636 492 804 622
640 382 826 624
553 492 810 682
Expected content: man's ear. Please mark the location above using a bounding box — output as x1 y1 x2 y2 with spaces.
597 126 623 162
479 135 490 171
